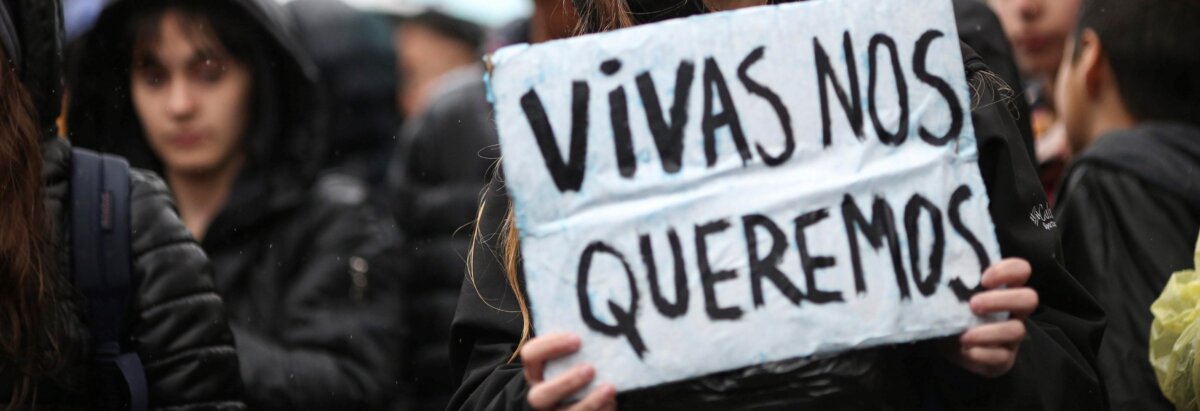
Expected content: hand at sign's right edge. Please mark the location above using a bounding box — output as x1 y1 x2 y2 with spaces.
522 332 618 411
943 258 1039 378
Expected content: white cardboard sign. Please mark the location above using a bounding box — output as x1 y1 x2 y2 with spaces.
489 0 1002 393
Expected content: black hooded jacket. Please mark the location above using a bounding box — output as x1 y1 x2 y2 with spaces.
448 45 1105 410
2 0 244 408
66 0 406 409
1055 122 1200 411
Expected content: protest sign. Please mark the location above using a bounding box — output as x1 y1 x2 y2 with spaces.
489 0 1003 394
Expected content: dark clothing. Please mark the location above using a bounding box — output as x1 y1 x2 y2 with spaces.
2 0 64 137
203 171 406 411
1055 123 1200 411
66 0 407 409
448 46 1105 410
388 65 501 411
0 137 246 411
952 0 1036 166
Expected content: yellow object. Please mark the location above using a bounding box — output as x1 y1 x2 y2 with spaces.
1151 233 1200 411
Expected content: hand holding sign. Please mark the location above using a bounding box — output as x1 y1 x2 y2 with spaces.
520 258 1038 409
946 258 1038 377
491 0 1015 397
522 333 617 410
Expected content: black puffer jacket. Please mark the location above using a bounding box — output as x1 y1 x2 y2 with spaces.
449 45 1105 410
66 0 406 409
2 0 243 407
388 64 500 411
0 138 248 411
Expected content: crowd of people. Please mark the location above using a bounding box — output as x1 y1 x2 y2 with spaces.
0 0 1198 410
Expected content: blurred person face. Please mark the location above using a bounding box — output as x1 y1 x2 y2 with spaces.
988 0 1081 81
1054 29 1120 154
395 22 477 116
131 11 252 177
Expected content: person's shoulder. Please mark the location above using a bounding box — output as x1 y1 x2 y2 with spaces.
300 171 393 235
1057 160 1163 219
126 168 198 254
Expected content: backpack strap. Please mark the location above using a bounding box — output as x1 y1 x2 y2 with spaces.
71 148 148 411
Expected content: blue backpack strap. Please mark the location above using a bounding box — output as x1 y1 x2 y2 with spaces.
71 148 148 411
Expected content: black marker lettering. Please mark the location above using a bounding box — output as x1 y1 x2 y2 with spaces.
947 185 990 301
636 61 695 173
795 209 842 304
640 230 690 318
702 58 753 167
904 195 945 297
520 83 589 192
743 214 805 307
841 195 907 298
913 30 964 146
696 219 744 320
867 34 909 146
737 46 795 166
610 85 636 178
577 241 647 358
815 31 865 147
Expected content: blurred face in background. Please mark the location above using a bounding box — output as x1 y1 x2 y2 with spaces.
131 10 252 177
988 0 1081 82
395 21 477 117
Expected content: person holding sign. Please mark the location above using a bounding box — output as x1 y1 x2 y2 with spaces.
451 0 1103 410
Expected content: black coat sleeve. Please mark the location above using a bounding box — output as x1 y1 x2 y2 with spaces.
128 169 246 410
234 186 406 410
448 179 534 411
1055 166 1195 410
926 56 1107 410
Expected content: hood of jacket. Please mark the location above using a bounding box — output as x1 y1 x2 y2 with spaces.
1 0 65 137
1071 122 1200 210
65 0 324 224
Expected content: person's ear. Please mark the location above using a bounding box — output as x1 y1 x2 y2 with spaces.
1075 29 1107 99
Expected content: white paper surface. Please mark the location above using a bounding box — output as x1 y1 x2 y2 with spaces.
489 0 1003 394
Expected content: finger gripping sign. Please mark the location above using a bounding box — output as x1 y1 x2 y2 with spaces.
489 0 1002 394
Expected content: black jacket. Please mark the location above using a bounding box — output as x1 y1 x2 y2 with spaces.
1055 122 1200 411
2 0 243 407
448 46 1105 410
952 0 1035 165
66 0 406 409
387 64 501 411
0 138 246 411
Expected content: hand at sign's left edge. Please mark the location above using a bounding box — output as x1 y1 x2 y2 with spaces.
942 258 1038 378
